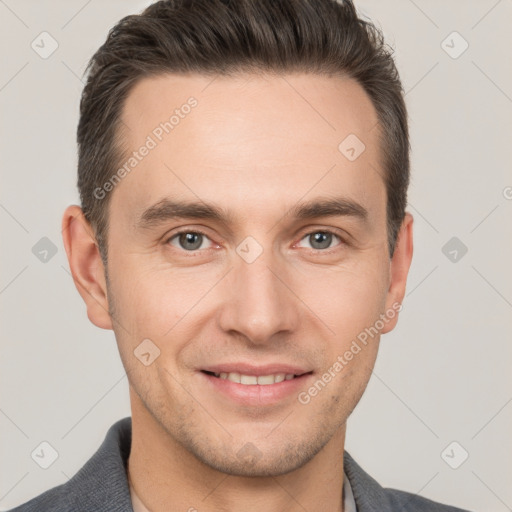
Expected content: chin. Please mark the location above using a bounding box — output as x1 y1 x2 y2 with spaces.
182 433 327 478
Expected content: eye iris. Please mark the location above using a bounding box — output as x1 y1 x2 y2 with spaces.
310 232 332 250
176 232 335 251
179 232 203 250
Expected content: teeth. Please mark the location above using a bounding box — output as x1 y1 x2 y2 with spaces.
241 374 258 385
227 372 240 383
213 372 296 385
257 374 279 385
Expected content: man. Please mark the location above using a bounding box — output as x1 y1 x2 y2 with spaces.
9 0 472 510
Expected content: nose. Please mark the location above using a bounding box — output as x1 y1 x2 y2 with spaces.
217 246 299 345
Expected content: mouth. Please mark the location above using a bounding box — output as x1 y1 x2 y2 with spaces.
199 366 315 406
201 370 312 386
199 369 314 406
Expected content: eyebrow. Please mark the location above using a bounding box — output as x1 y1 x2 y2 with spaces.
136 196 369 230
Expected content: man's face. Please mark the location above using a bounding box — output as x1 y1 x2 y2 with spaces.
96 73 409 476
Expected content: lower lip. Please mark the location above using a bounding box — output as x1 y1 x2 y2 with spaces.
199 371 313 406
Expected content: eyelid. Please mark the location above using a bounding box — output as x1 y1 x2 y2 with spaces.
164 225 349 256
294 228 347 250
165 227 216 248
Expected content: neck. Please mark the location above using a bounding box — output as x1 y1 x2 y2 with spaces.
127 389 346 512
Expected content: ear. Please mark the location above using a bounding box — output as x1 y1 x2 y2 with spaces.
381 212 413 334
61 205 113 330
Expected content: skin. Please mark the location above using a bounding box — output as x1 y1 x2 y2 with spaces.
62 72 413 512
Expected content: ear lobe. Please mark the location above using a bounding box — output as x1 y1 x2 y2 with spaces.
61 205 113 330
381 212 414 334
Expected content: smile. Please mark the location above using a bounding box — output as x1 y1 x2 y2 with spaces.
200 370 314 406
203 370 305 385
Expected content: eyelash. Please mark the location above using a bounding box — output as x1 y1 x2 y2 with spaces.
165 228 347 255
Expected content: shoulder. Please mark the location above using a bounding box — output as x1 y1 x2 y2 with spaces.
382 487 472 512
5 417 134 512
6 485 70 512
344 451 473 512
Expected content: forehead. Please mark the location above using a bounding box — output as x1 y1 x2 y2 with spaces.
121 72 378 148
112 72 383 224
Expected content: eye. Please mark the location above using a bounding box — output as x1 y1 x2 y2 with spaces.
297 230 343 251
167 230 213 252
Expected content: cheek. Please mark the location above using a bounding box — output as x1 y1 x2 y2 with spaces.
300 258 389 344
108 260 222 341
107 268 202 390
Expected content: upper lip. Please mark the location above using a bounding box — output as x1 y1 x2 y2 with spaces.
200 363 312 377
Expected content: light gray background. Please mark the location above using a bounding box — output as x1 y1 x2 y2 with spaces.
1 0 511 510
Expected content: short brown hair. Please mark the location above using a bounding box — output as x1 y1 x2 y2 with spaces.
77 0 409 264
